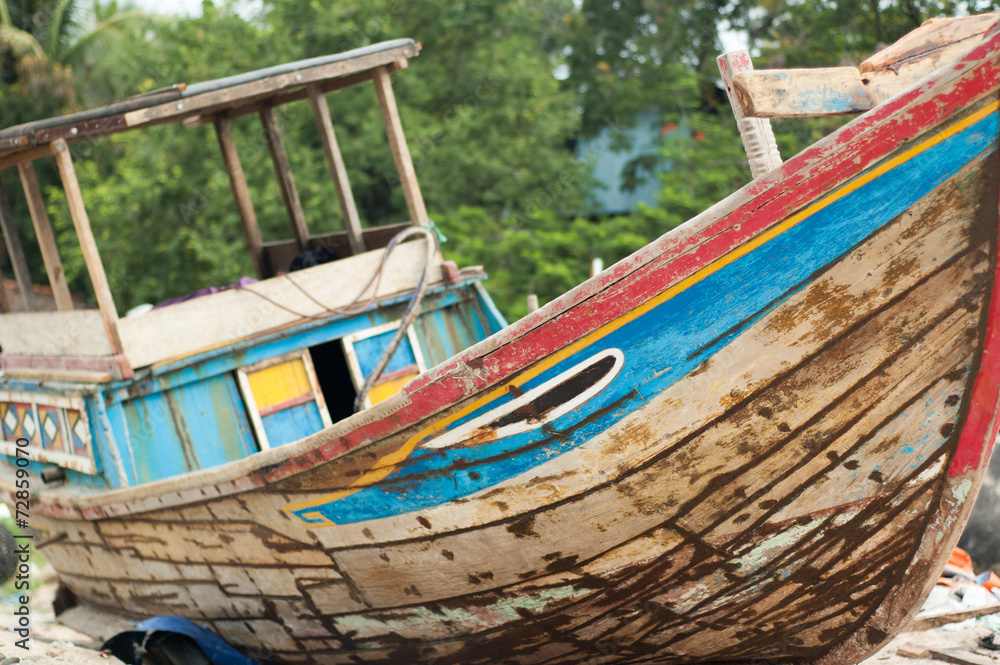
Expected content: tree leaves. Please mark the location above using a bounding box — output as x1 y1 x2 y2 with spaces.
6 0 1000 319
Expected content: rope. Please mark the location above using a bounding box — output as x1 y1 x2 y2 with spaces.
234 225 440 412
354 226 438 412
238 225 436 320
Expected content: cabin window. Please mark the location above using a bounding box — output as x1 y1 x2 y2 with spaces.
342 320 427 409
237 351 332 449
0 391 95 474
308 338 357 425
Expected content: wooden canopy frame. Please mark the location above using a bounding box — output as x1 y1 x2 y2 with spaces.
0 39 432 380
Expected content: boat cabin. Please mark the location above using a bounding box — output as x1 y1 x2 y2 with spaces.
0 40 506 488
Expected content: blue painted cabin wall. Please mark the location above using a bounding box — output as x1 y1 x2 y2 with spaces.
108 373 257 485
106 286 479 404
0 278 508 487
472 283 508 337
415 290 503 367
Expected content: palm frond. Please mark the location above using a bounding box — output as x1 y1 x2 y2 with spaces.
58 7 143 62
46 0 76 58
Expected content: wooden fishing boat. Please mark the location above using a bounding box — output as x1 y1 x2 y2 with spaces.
1 14 1000 665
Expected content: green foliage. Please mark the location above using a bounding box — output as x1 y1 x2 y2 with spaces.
656 113 751 225
0 0 148 296
562 0 738 136
439 203 668 321
263 0 588 221
33 0 594 311
739 0 1000 68
5 0 1000 320
50 126 257 308
0 0 145 111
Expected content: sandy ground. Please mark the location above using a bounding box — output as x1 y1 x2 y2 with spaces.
0 631 126 663
862 621 1000 665
1 618 995 665
0 565 126 664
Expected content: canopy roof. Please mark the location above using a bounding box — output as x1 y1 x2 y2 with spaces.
0 39 419 157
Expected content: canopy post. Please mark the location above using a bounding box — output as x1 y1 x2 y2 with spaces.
308 84 366 255
52 140 123 355
372 66 429 227
718 50 783 179
17 161 74 311
259 105 310 251
0 178 36 311
214 116 266 278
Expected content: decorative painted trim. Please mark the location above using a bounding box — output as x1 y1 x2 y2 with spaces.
0 390 95 474
423 348 624 450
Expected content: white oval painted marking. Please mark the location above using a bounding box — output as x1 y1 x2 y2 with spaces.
423 348 625 450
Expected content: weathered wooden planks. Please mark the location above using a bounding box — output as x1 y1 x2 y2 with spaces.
16 161 73 310
279 134 995 546
259 106 310 250
0 310 116 357
122 44 419 130
718 50 783 177
373 66 429 227
308 85 365 255
213 116 265 278
52 139 124 356
733 66 880 117
0 178 36 311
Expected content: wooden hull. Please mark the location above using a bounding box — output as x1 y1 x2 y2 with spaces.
12 25 1000 665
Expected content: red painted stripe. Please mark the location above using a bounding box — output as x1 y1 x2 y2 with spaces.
949 189 1000 477
261 31 1000 483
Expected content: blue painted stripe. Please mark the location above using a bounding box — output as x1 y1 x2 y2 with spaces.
293 110 999 525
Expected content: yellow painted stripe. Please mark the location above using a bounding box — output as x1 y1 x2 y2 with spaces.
285 101 999 522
